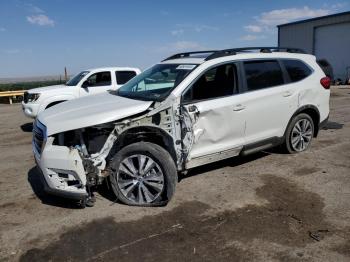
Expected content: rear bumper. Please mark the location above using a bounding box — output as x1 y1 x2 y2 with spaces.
34 138 88 200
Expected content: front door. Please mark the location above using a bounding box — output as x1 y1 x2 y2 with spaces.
80 71 113 97
181 63 245 168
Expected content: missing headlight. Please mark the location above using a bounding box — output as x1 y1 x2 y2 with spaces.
83 126 113 154
52 124 114 155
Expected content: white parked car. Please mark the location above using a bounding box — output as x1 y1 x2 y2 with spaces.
33 47 330 207
22 67 141 118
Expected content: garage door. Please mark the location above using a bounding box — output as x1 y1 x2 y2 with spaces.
314 22 350 82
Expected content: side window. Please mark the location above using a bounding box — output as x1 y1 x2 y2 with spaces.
244 60 284 91
116 71 137 85
183 63 238 102
86 71 111 87
284 60 312 82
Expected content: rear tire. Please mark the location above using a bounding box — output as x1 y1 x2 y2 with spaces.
284 113 314 154
109 142 177 206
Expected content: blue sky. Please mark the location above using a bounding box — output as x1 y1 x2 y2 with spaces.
0 0 349 78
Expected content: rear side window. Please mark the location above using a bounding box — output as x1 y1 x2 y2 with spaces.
244 60 284 91
283 59 312 82
116 71 137 85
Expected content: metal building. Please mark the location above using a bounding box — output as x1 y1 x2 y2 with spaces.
278 11 350 82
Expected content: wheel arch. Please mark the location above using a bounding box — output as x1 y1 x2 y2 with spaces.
39 95 76 112
45 100 67 109
285 105 321 138
111 126 178 164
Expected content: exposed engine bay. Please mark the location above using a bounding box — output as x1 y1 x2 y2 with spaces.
41 101 195 207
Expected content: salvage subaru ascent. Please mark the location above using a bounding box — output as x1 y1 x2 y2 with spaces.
33 47 330 207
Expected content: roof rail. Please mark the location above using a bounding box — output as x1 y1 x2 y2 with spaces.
162 47 306 62
205 47 306 60
162 50 217 61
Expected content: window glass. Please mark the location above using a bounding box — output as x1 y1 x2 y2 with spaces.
284 60 312 82
117 64 196 101
116 71 137 85
183 63 238 102
86 71 111 87
66 71 90 86
244 60 284 91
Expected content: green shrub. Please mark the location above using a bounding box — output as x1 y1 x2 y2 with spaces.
0 80 64 92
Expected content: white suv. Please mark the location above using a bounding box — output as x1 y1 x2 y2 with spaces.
33 47 330 207
22 67 141 118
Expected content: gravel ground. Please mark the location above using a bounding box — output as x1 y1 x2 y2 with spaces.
0 87 349 262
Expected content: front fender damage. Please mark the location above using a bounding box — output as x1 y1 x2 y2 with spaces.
53 97 196 205
45 94 199 206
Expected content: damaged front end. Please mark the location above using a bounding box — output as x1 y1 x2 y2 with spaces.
34 122 118 204
34 98 190 206
33 120 89 200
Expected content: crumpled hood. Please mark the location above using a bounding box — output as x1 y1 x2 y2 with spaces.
38 92 153 135
28 84 71 94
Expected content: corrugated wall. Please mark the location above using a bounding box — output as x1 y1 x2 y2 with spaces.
278 12 350 81
279 12 350 53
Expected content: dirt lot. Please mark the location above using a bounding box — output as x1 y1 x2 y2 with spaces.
0 87 350 262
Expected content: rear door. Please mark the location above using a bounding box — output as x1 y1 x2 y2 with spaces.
238 59 298 144
181 62 246 167
115 70 137 89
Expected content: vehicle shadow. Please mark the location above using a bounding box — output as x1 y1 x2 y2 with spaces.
97 179 119 203
322 120 344 130
27 166 82 209
180 151 269 181
21 122 33 132
27 152 270 207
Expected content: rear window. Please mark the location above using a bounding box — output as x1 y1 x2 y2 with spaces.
244 60 284 91
116 71 137 85
283 59 312 82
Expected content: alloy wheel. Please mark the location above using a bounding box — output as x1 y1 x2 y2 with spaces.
116 154 164 204
290 118 313 152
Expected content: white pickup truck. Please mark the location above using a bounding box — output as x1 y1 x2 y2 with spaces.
22 67 141 118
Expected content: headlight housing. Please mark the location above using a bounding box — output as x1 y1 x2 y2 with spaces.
27 93 41 102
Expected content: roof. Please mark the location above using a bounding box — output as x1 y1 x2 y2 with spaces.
160 47 307 64
86 67 140 72
277 11 350 27
160 52 316 70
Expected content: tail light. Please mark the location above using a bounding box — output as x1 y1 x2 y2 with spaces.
320 77 331 89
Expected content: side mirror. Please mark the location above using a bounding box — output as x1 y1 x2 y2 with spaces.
81 80 89 88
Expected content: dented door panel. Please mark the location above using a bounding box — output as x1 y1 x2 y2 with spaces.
183 95 245 162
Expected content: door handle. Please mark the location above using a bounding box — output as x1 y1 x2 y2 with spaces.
233 104 245 111
283 91 292 97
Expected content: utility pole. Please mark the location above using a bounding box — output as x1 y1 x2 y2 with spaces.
64 67 68 82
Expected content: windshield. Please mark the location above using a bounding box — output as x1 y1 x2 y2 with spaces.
66 71 90 86
117 64 197 101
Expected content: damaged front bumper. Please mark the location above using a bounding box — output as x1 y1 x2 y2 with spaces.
34 137 88 200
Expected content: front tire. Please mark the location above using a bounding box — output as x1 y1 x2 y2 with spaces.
284 113 314 154
109 142 177 206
